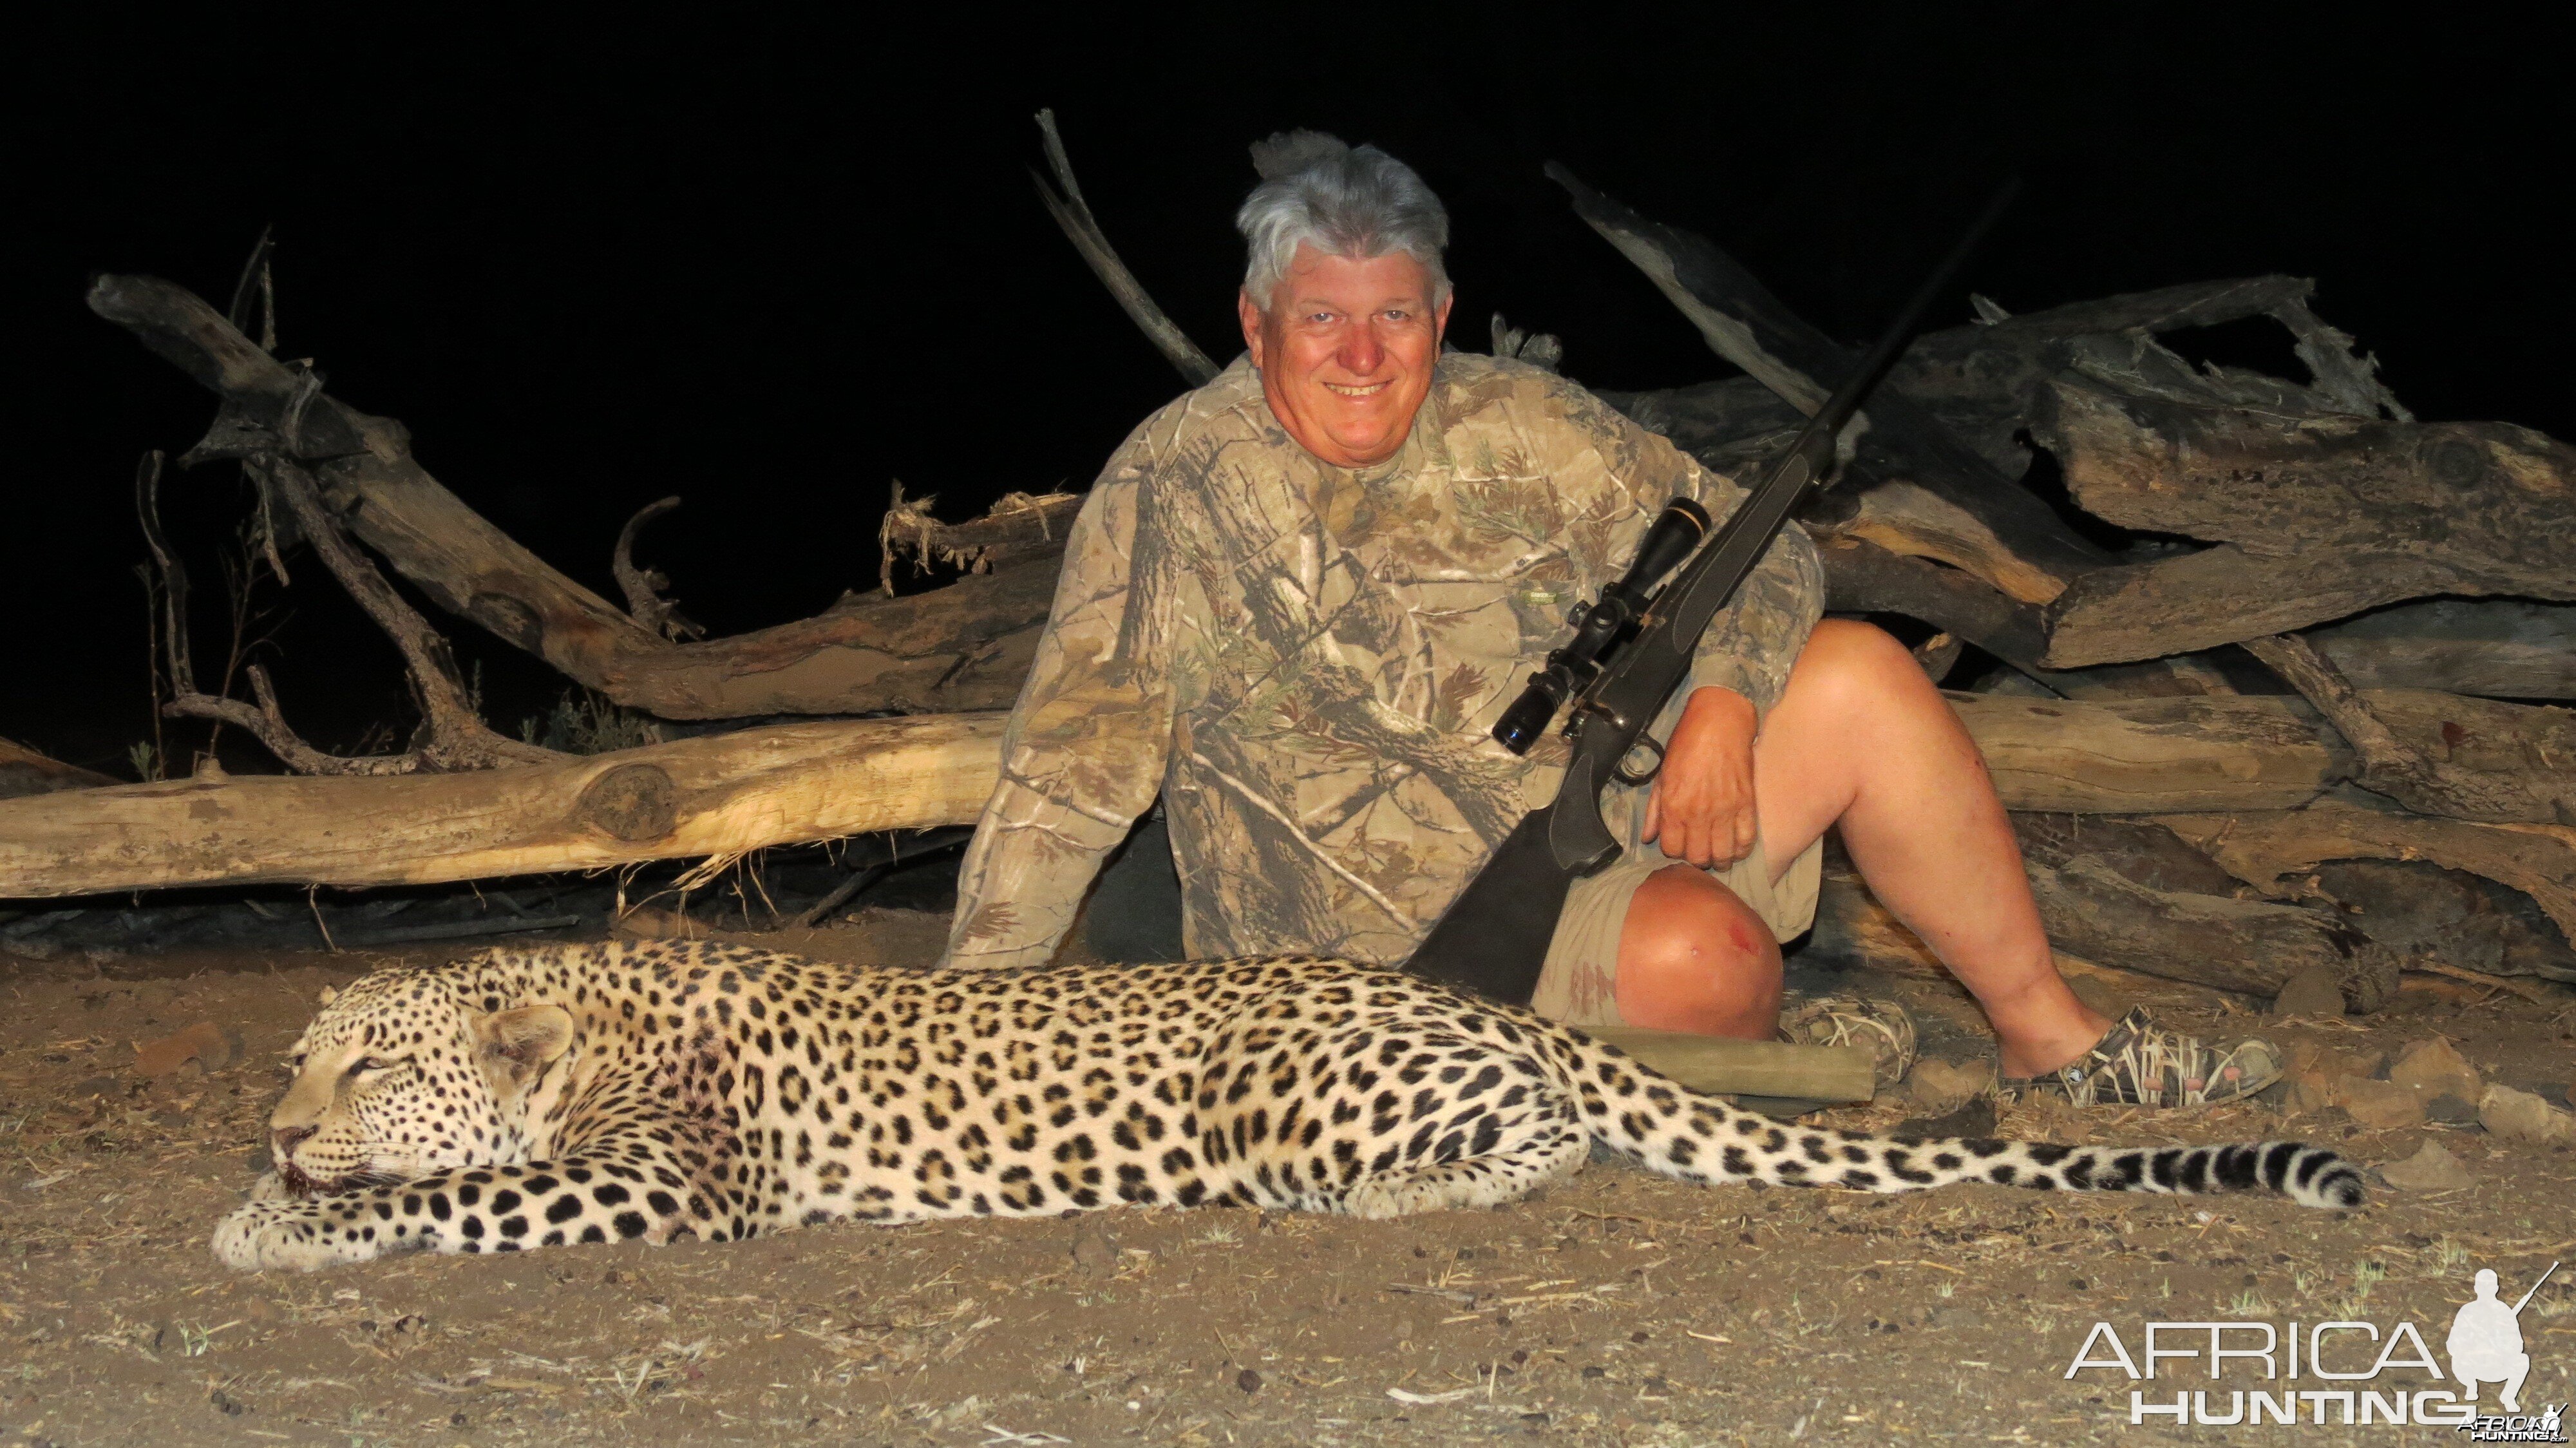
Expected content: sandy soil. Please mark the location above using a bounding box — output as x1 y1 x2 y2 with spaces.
1 915 2570 1447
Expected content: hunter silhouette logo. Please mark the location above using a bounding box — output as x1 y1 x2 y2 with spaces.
2063 1256 2563 1430
2449 1262 2552 1413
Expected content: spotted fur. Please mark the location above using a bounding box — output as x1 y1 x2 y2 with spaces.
214 942 2365 1270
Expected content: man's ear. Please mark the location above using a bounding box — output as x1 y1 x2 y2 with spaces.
473 1004 574 1087
1432 287 1453 347
1238 289 1266 368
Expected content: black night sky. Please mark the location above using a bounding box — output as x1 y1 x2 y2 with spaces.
14 12 2570 775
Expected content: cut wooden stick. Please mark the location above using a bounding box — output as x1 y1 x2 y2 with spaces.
1580 1028 1877 1104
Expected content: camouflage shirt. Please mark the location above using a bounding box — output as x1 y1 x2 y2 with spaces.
943 352 1824 969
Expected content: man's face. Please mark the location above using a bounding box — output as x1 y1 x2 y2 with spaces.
1238 244 1452 468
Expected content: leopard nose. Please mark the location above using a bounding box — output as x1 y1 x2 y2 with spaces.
272 1125 317 1159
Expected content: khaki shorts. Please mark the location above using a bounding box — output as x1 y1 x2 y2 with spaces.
1527 834 1823 1030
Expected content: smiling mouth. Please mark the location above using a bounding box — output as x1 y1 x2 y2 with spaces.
1321 380 1392 397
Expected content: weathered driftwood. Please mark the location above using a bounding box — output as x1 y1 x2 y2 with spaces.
1809 816 2400 1010
2034 348 2576 667
1551 166 2110 604
2242 636 2573 824
1888 274 2407 473
1951 688 2576 821
16 687 2567 899
1584 1028 1875 1104
0 714 1007 899
1815 538 2050 672
1947 693 2348 813
90 274 1057 719
2305 859 2576 984
2159 797 2576 949
2011 815 2401 1009
0 739 114 801
1032 109 1219 388
1804 873 2299 1009
2307 599 2576 700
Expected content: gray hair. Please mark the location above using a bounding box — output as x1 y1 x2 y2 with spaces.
1236 130 1451 312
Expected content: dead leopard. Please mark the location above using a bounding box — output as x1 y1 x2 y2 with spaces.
215 940 2365 1270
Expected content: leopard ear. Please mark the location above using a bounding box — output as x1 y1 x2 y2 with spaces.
474 1004 574 1078
317 985 339 1006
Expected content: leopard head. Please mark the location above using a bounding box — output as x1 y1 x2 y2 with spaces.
267 969 574 1198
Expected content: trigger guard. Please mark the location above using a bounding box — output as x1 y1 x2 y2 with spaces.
1611 734 1666 787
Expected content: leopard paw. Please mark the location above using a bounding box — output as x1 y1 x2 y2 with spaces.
212 1201 366 1272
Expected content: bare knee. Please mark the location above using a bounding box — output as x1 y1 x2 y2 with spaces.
1795 618 1933 706
1613 866 1783 1038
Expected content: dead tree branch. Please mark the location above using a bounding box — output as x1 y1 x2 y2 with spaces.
611 497 704 641
1033 108 1218 387
2240 633 2570 824
88 274 1060 718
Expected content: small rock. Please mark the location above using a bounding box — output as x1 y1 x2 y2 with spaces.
133 1022 233 1078
2340 1077 2426 1130
1894 1096 1997 1141
1235 1367 1262 1395
2284 1042 2386 1114
1069 1226 1118 1276
2378 1139 2474 1191
2391 1038 2481 1105
1904 1058 1996 1114
2269 964 2347 1018
2479 1084 2576 1145
2423 1092 2481 1125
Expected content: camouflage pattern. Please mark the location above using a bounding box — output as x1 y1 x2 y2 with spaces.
943 352 1824 969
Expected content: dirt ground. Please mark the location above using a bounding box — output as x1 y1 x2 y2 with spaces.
2 913 2570 1447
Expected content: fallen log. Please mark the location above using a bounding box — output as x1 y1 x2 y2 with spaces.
0 739 116 801
2306 859 2576 984
2011 817 2402 1009
1807 817 2403 1011
14 688 2566 899
1816 538 2051 674
1889 274 2407 470
2159 797 2576 948
2306 599 2576 700
0 714 1007 899
89 275 1056 719
1946 692 2348 813
2032 344 2576 666
1804 873 2293 1009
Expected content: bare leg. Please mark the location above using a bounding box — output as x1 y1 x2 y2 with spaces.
1616 620 2110 1076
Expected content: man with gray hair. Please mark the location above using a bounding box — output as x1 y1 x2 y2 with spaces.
943 131 2284 1110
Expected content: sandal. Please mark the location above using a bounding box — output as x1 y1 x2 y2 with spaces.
1777 994 1918 1094
2004 1005 2284 1109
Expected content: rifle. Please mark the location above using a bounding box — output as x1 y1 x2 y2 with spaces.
1406 182 2018 1004
2512 1261 2560 1315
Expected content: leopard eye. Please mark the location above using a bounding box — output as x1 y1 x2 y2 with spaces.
348 1056 392 1076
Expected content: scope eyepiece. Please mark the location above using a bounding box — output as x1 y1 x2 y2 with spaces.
1490 671 1569 755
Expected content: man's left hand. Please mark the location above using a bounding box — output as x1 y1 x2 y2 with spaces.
1640 686 1761 868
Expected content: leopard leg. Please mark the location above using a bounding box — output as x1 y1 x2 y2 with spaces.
213 1131 724 1271
1204 1019 1589 1218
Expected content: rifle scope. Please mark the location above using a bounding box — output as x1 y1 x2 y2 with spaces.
1490 495 1710 755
